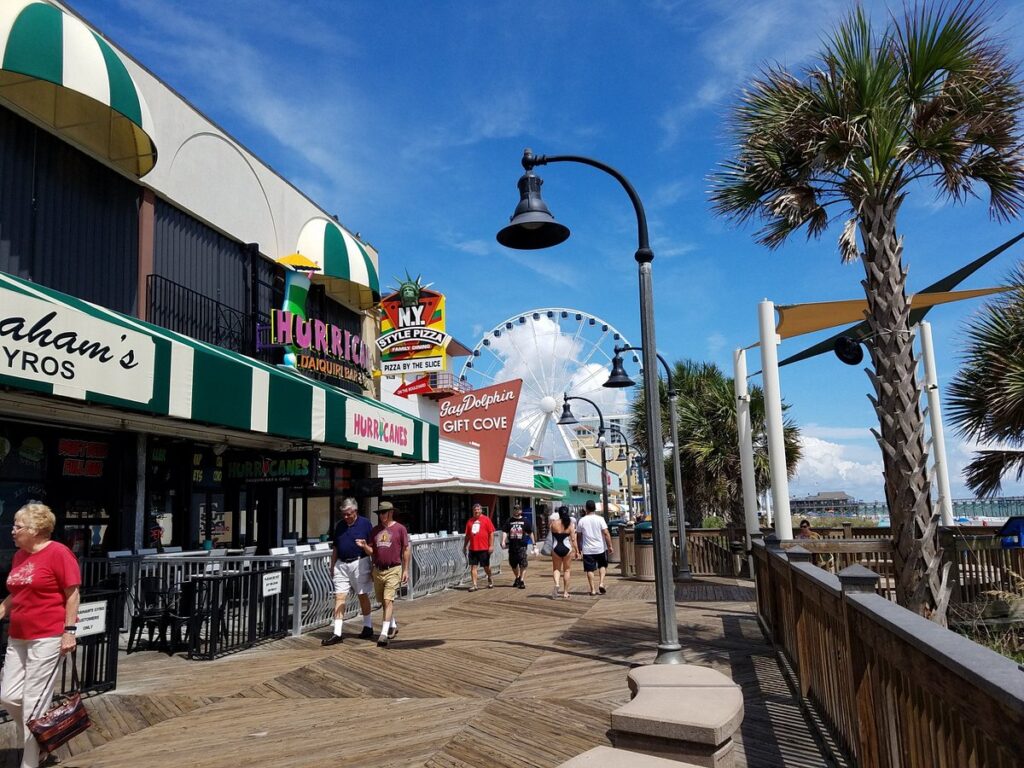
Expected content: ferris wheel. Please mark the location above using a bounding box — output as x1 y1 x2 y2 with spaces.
459 308 638 461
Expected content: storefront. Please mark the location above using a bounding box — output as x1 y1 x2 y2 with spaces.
0 271 438 569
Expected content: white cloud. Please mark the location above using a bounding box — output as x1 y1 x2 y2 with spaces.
790 435 885 501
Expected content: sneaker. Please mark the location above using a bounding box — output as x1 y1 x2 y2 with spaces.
512 578 520 588
321 634 343 646
377 636 389 648
388 625 399 639
518 581 526 590
599 586 607 595
359 626 374 639
468 585 478 592
487 579 494 589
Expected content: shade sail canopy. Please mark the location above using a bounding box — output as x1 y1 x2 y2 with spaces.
0 1 157 176
774 287 1010 340
0 270 438 463
295 218 381 309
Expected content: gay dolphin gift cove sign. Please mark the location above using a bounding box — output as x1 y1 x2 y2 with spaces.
439 380 522 482
377 275 451 376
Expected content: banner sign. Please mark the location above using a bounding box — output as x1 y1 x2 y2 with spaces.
225 450 319 484
378 276 451 376
0 288 155 403
439 380 522 482
346 399 415 457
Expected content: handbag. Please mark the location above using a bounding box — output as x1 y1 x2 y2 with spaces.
540 533 553 557
27 652 91 756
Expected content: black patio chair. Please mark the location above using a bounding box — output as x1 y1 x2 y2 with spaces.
126 575 167 653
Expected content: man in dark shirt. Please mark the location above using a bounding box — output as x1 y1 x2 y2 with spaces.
356 501 410 648
322 498 375 646
501 505 533 589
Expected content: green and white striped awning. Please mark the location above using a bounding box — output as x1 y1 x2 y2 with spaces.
294 218 380 309
0 0 157 176
0 271 438 463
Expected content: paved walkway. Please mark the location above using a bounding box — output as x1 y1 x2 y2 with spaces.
1 568 833 767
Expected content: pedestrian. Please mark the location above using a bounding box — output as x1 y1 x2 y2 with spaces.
501 504 531 589
0 503 81 768
796 519 821 540
355 501 410 648
322 498 374 646
463 503 495 591
576 499 614 595
549 505 578 599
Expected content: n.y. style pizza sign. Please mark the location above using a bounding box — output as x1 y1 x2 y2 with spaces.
439 380 521 482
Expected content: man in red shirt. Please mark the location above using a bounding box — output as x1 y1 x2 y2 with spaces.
463 503 495 591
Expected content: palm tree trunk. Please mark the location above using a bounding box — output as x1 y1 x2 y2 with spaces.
859 201 950 622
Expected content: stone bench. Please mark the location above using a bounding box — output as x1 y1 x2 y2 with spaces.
558 746 706 767
610 664 744 768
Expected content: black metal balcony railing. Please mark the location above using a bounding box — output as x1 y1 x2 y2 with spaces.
146 275 276 364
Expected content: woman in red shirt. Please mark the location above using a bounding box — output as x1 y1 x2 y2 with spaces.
0 503 81 768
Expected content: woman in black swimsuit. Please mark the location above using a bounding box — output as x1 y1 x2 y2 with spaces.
549 506 577 599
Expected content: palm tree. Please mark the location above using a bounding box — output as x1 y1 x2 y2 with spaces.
628 360 801 526
948 267 1024 495
709 2 1024 619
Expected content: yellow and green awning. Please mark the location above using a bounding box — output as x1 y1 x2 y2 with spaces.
0 0 157 176
0 271 438 463
295 218 380 309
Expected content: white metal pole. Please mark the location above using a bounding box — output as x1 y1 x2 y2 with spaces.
733 348 760 551
919 322 955 527
758 300 793 540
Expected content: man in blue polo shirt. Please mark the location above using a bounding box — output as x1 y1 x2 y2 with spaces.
322 497 374 645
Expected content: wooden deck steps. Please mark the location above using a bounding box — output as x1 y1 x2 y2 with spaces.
0 569 831 767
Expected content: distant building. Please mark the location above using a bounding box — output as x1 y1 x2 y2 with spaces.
790 491 862 516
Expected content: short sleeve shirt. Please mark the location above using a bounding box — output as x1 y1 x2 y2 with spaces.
6 541 81 640
369 522 409 569
334 515 373 560
503 517 531 550
464 515 495 551
577 514 610 555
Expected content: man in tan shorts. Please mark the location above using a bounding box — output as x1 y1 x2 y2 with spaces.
356 501 410 648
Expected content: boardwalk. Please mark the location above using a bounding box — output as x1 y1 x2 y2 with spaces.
1 569 833 767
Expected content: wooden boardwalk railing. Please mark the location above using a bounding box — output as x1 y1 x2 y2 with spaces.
753 539 1024 768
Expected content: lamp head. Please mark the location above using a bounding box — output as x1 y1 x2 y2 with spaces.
557 397 578 426
603 353 636 388
616 447 627 461
834 336 865 366
496 170 570 250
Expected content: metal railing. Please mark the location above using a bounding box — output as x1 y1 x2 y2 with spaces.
187 567 290 660
0 587 122 722
146 274 266 358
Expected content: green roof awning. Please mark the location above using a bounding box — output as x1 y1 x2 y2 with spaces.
0 1 157 176
0 271 438 462
533 473 555 490
295 218 380 309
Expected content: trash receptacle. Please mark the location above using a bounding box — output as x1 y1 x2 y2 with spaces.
634 522 655 581
607 519 627 564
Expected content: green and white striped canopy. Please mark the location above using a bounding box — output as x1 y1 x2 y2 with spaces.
295 218 381 309
0 0 157 176
0 271 438 463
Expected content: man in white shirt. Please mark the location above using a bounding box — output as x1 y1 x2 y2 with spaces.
576 500 614 595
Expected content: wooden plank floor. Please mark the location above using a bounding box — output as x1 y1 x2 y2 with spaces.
1 567 832 767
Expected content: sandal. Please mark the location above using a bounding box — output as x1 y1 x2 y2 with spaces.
468 586 478 592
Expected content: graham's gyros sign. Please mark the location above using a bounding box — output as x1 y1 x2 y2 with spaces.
0 289 155 404
439 380 522 482
378 275 451 376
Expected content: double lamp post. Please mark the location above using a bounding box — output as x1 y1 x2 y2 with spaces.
497 148 683 664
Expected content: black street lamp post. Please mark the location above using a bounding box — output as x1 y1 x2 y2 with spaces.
558 394 610 519
609 425 633 520
605 346 692 580
497 148 683 664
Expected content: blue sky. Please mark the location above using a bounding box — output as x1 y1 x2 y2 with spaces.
70 0 1024 502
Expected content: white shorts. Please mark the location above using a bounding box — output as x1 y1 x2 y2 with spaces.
333 557 372 595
